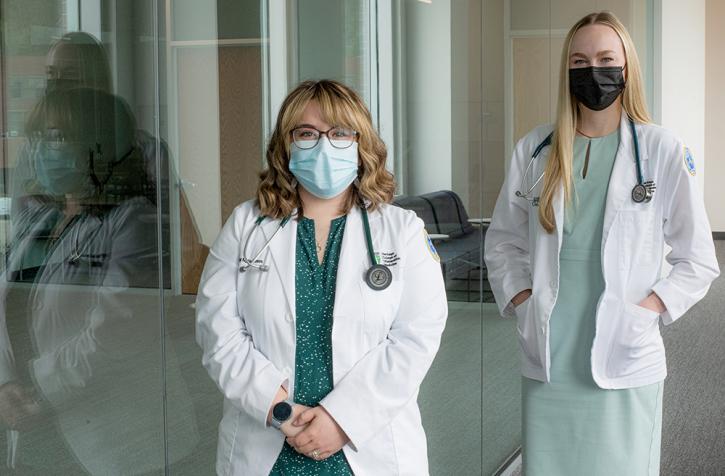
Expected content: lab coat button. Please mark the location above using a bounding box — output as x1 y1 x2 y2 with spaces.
285 314 293 322
549 280 557 288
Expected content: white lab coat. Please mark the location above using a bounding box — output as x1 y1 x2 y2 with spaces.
484 111 720 389
196 200 448 476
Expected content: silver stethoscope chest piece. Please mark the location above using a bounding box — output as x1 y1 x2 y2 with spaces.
631 181 655 203
365 264 392 291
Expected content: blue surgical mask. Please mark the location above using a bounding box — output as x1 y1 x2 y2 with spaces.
34 142 89 196
289 137 359 199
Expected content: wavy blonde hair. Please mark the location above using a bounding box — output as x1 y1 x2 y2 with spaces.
257 80 395 218
538 11 651 233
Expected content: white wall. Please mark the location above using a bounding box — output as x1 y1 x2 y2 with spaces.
405 0 452 195
170 1 222 246
705 0 725 232
658 0 706 193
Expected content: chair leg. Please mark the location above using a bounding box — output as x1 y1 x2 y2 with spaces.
467 268 473 302
468 266 482 302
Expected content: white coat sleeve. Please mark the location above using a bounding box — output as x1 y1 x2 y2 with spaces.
195 208 288 427
484 136 533 318
651 145 720 325
319 214 447 450
31 200 161 406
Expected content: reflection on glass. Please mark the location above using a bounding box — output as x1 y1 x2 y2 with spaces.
0 30 195 473
44 32 112 94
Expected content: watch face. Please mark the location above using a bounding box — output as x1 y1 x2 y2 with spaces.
273 402 292 422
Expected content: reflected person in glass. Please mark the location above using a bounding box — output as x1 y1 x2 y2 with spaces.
0 87 197 474
196 79 448 475
9 31 171 258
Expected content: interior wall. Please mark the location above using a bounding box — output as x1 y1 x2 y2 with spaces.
451 0 483 215
405 0 452 195
659 0 706 193
176 47 221 247
481 0 504 218
131 0 159 136
296 1 345 83
705 0 725 232
295 1 370 102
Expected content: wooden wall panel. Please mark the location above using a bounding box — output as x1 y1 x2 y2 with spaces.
218 46 263 222
180 44 262 293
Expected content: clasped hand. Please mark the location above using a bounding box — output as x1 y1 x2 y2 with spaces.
0 382 43 430
282 405 350 461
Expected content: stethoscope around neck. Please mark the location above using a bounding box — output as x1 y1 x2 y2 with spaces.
239 203 393 291
515 117 656 205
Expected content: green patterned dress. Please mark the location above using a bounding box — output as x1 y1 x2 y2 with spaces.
522 130 664 475
270 215 353 476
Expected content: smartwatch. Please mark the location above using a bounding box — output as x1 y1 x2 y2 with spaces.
270 400 295 429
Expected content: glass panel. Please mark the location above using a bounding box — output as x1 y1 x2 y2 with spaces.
0 0 171 474
0 2 660 475
163 0 265 474
390 0 484 472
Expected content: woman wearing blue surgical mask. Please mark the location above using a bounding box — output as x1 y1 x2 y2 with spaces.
196 80 448 475
485 11 719 476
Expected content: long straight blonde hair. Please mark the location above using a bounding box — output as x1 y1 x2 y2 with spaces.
538 11 651 233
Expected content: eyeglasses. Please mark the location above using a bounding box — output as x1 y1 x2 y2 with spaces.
291 126 358 150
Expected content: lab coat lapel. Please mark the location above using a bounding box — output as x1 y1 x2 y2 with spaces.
333 206 366 319
262 213 297 317
602 111 635 243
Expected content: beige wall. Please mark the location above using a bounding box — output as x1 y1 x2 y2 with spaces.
705 0 725 232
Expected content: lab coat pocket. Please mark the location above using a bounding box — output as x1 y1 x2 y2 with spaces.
514 298 540 366
359 281 403 342
607 302 664 378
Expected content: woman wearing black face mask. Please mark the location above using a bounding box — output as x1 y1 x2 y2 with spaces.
485 11 719 476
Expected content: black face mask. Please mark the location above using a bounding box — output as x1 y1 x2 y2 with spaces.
46 78 79 94
569 66 626 111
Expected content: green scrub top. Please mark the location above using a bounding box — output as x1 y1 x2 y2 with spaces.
270 215 353 476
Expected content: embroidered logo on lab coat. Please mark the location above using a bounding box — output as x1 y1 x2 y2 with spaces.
423 230 440 262
684 147 696 176
375 251 400 267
